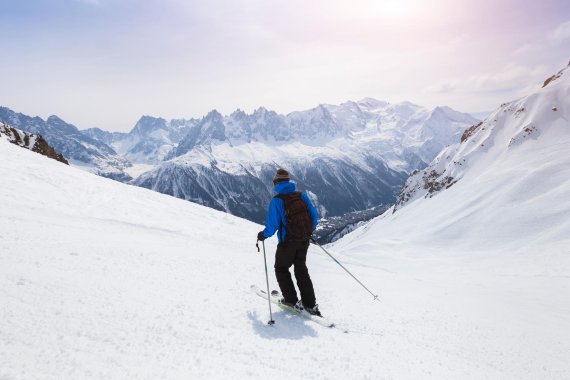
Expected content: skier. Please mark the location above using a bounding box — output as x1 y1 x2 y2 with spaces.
256 168 321 316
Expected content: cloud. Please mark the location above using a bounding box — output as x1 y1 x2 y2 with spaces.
513 20 570 57
512 43 540 56
425 64 545 95
550 20 570 41
424 82 457 94
471 65 542 90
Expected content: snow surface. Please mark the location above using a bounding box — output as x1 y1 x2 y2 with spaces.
123 163 156 178
2 119 569 379
333 65 570 378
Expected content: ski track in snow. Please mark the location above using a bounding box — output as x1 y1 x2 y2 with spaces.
1 138 569 379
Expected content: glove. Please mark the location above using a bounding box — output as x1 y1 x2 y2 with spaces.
257 231 266 241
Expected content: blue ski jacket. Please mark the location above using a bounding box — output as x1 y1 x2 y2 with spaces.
261 181 319 244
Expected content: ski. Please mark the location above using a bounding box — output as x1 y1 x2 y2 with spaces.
251 284 335 328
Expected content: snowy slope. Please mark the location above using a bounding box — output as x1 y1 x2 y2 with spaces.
394 63 570 214
2 114 569 378
330 65 570 377
378 62 570 251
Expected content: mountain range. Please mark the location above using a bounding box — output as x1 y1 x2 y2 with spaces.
132 100 478 223
0 98 478 225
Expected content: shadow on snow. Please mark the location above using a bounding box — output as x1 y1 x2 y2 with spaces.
247 310 318 339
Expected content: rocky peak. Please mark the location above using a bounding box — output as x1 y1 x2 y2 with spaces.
204 109 223 122
230 109 247 120
170 110 227 157
253 106 268 116
46 115 82 135
131 116 168 137
357 97 390 109
339 100 364 114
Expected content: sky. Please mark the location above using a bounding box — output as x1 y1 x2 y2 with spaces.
0 0 569 132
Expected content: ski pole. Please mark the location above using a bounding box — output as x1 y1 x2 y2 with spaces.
310 237 380 302
256 239 275 325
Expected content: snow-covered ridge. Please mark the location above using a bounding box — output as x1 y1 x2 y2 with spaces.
165 99 478 162
393 62 570 212
0 122 68 164
0 108 131 181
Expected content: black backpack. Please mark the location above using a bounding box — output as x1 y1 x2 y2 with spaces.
274 192 313 242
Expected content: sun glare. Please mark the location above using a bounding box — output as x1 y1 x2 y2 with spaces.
367 0 420 19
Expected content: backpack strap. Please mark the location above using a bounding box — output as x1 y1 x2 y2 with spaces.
273 194 286 241
273 193 285 241
273 192 301 202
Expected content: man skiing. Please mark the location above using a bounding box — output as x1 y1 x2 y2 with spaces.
256 168 321 316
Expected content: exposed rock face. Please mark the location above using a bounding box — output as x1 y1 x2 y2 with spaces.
461 122 483 143
1 123 68 164
542 61 570 88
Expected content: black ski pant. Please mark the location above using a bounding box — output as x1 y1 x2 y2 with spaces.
274 240 316 308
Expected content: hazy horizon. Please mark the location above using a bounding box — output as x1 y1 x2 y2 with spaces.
1 0 569 132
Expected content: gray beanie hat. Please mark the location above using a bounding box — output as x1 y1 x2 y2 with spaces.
273 168 290 184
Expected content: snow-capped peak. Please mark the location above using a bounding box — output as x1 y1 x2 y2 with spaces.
130 116 168 138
